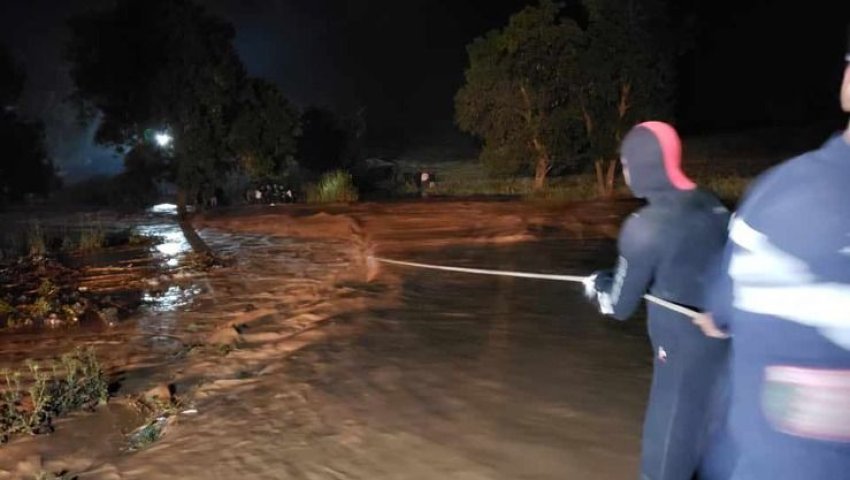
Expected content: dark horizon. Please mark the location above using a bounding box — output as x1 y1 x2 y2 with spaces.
1 0 848 179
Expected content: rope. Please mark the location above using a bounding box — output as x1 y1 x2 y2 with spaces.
371 256 700 319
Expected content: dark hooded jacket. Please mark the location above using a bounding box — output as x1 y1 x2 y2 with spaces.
596 121 730 319
594 122 732 480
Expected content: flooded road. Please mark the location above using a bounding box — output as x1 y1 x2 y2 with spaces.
108 239 652 479
1 201 654 479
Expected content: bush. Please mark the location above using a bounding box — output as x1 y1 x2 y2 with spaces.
77 225 106 252
306 170 359 203
1 347 108 443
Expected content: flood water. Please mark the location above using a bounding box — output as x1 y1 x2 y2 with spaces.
107 239 653 479
2 204 655 479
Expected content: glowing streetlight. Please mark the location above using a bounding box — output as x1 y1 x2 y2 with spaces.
154 132 173 148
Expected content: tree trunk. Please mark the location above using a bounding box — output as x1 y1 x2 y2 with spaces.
176 188 215 258
533 153 550 191
605 158 617 195
520 84 551 191
531 134 552 190
595 158 618 198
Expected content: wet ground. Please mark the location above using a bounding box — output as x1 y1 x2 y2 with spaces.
1 200 653 479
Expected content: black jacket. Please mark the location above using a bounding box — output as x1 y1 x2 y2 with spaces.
596 121 730 319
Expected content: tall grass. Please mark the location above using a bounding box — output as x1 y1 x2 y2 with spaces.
306 170 359 203
401 158 752 204
77 225 107 252
26 222 47 257
413 171 616 202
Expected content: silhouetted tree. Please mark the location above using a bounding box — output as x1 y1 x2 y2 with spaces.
67 0 298 253
229 78 301 179
578 0 675 196
0 46 59 203
297 107 350 174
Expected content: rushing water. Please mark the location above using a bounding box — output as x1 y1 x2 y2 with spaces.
2 205 656 479
104 238 655 479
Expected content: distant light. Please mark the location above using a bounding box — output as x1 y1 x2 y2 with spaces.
154 132 173 147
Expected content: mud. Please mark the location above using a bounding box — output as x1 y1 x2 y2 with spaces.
0 199 648 480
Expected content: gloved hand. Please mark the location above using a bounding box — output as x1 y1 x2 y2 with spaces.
583 269 615 315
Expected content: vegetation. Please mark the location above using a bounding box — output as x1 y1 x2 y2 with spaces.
392 154 751 204
456 0 676 194
306 170 360 203
0 46 60 204
455 0 583 189
27 222 48 257
127 418 167 451
229 78 301 175
66 0 300 253
77 225 107 252
34 471 78 480
577 0 675 196
1 348 108 444
297 107 365 175
4 221 119 260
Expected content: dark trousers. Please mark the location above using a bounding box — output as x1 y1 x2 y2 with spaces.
641 309 730 480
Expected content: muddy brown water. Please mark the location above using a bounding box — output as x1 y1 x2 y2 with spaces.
1 201 653 479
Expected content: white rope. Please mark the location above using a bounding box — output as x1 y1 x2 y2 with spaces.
372 256 700 319
373 257 587 282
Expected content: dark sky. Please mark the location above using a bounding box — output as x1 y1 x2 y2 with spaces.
1 0 848 178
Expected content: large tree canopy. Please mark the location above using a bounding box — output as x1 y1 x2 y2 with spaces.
67 0 299 203
578 0 675 194
229 78 301 180
67 0 299 256
455 0 584 188
456 0 676 192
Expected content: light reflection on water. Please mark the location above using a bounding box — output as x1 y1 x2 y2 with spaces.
134 219 195 318
142 285 202 313
149 203 178 215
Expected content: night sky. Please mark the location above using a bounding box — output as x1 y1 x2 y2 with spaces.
1 0 848 179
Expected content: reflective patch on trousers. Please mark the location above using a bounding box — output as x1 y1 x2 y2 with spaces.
762 366 850 442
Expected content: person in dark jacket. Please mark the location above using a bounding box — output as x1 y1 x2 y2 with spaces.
695 36 850 480
584 121 731 480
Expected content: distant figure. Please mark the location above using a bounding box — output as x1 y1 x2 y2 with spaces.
583 121 731 480
418 171 432 197
254 189 262 203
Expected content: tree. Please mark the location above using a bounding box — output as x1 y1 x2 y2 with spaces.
577 0 675 196
456 0 584 189
297 107 351 174
456 0 676 194
67 0 298 253
0 46 59 204
229 78 301 180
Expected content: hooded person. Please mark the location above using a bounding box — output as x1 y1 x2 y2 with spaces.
584 121 731 480
694 30 850 480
